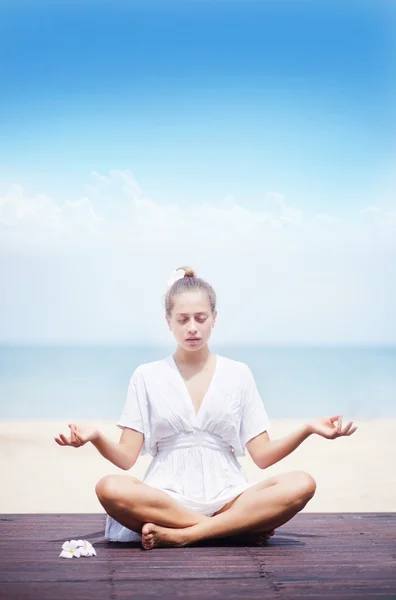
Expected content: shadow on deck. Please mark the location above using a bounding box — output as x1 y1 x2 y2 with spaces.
0 513 395 599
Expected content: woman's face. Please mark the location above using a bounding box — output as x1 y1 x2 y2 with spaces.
166 290 216 352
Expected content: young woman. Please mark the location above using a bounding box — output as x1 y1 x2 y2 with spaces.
55 266 357 550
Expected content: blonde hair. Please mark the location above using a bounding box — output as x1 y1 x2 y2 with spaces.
164 266 216 316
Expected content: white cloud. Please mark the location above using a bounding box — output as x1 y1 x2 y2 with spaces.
312 213 341 226
1 170 395 244
0 184 63 228
360 205 396 228
63 198 104 229
0 184 102 231
0 170 395 345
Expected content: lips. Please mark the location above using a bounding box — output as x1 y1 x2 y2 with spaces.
186 338 200 341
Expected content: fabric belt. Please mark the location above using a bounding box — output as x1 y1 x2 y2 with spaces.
157 430 232 453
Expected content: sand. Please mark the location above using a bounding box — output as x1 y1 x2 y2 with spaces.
0 419 394 513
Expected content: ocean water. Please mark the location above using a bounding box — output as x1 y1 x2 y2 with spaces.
0 345 395 421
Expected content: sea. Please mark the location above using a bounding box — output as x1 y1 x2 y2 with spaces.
0 345 395 421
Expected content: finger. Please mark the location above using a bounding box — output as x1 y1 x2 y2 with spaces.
329 415 342 424
345 424 358 436
71 424 82 444
68 424 77 443
328 418 341 439
69 424 80 444
340 421 353 435
54 437 64 446
59 433 71 445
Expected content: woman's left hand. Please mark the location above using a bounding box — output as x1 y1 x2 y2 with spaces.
307 416 358 439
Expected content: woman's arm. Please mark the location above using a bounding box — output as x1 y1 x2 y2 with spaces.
92 427 144 470
54 424 144 470
247 426 310 469
247 416 357 469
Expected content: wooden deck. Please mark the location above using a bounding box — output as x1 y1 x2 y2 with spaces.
0 513 395 599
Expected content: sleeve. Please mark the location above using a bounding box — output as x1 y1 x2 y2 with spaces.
117 367 153 456
239 365 271 448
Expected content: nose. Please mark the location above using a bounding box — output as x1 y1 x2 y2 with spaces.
187 319 198 334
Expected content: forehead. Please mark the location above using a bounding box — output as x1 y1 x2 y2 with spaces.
172 291 211 315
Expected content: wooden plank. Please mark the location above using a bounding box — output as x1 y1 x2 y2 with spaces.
0 514 395 599
0 580 278 600
2 580 395 600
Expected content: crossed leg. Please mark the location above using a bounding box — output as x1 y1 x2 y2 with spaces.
97 474 274 545
141 471 316 549
96 470 316 550
96 474 211 535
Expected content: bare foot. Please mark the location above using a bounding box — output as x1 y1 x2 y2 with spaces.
233 528 276 545
263 529 276 539
141 523 276 550
256 529 275 544
141 522 189 550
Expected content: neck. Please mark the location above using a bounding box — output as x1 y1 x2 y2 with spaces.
174 345 211 366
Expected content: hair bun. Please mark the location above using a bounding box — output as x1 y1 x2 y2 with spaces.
179 266 196 278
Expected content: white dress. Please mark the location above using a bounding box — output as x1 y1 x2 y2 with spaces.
105 354 270 542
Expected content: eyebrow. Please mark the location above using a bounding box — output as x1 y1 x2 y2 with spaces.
176 312 208 316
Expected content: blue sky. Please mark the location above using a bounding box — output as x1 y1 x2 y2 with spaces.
0 1 394 213
0 1 395 344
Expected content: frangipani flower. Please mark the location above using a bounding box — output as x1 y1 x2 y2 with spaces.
166 269 185 289
59 539 97 558
76 539 97 557
59 540 81 559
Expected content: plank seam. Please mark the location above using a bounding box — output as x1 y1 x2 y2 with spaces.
245 546 282 597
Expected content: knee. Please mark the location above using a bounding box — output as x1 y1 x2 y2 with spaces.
292 471 316 505
95 475 121 504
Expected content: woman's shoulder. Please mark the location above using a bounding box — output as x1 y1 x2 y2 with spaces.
217 354 251 377
131 356 173 379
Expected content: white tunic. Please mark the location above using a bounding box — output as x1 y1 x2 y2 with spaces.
105 354 270 542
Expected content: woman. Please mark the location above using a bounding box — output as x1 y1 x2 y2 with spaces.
55 266 357 550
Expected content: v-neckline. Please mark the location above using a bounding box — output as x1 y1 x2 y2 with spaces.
169 354 219 420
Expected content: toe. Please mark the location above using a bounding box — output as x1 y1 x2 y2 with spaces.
142 523 152 536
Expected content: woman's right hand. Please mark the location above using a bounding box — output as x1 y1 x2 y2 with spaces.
54 423 99 448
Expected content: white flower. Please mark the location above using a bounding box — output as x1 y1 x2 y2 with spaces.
75 539 97 557
59 539 97 559
166 269 185 289
59 540 81 559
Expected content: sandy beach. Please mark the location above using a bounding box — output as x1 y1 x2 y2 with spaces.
0 419 394 514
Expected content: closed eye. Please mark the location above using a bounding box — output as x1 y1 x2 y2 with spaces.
178 317 207 324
